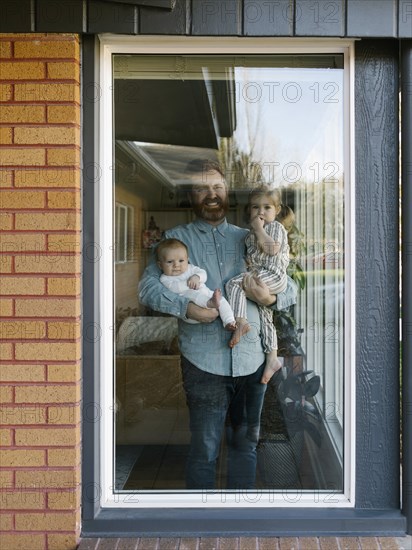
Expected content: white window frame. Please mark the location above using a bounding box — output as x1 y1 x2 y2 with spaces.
114 202 135 263
98 35 356 509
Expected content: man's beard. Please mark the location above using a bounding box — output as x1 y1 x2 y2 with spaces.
192 196 229 222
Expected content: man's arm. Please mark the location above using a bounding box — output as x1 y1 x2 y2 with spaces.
243 274 297 311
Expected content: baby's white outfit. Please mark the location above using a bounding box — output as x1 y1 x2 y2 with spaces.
160 264 235 326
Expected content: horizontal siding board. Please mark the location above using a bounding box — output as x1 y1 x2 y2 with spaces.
347 0 398 37
0 0 32 32
191 0 241 35
139 0 188 34
243 0 293 36
399 0 412 37
295 0 345 36
36 0 85 32
88 0 137 34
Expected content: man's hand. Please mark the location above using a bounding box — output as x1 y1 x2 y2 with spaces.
242 273 276 307
186 302 219 323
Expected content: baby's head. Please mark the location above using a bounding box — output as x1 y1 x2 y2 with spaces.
156 238 189 277
246 185 282 224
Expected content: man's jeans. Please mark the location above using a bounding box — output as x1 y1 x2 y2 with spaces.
181 357 267 490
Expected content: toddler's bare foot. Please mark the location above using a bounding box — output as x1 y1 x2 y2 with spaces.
224 321 236 332
260 355 282 384
207 289 221 309
229 318 250 348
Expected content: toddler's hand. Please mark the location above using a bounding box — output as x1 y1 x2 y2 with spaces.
187 275 201 289
250 214 265 232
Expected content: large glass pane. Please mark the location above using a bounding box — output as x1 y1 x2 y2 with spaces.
113 54 345 494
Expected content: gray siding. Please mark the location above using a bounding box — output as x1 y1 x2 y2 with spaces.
0 0 410 37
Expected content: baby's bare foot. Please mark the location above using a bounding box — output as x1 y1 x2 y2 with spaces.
207 288 222 309
225 321 237 332
229 318 250 348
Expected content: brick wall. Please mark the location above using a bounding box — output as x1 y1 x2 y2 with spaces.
0 34 81 550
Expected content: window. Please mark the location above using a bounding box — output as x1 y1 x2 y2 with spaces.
98 38 355 508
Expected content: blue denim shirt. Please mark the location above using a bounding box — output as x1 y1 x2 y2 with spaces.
138 218 297 377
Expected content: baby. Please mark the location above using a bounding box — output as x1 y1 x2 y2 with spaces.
156 238 236 329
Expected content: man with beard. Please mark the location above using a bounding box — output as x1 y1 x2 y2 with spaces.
138 159 296 490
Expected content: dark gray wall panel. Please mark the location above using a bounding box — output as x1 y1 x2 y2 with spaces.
191 0 241 35
401 40 412 535
243 0 293 36
36 0 85 32
140 0 189 34
355 39 400 509
295 0 345 36
0 0 33 32
88 0 137 34
347 0 397 37
399 0 412 37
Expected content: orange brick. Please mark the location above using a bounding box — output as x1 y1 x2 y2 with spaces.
0 299 13 317
15 212 80 231
0 449 45 467
0 386 13 403
0 276 45 294
0 256 12 273
0 405 46 425
0 84 12 101
15 427 79 446
0 470 13 488
15 342 81 361
15 297 80 317
15 254 81 274
15 384 79 403
15 511 79 532
47 277 80 296
0 514 13 531
15 40 80 59
15 469 80 489
47 147 80 166
48 321 81 340
0 42 11 58
47 363 81 383
0 320 46 339
47 533 80 550
0 364 45 382
0 490 45 510
0 148 45 166
47 61 80 81
0 127 12 144
0 343 13 361
47 447 80 467
0 534 45 549
15 82 80 103
15 127 80 146
48 235 81 253
0 428 11 445
47 190 80 209
0 190 45 209
47 489 80 510
15 167 80 188
48 404 80 425
0 105 45 123
47 104 80 124
0 61 45 80
0 213 13 230
0 170 12 186
0 234 45 252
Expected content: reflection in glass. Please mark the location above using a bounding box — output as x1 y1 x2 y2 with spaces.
113 54 345 493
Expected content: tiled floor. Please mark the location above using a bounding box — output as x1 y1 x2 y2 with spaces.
77 536 412 550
